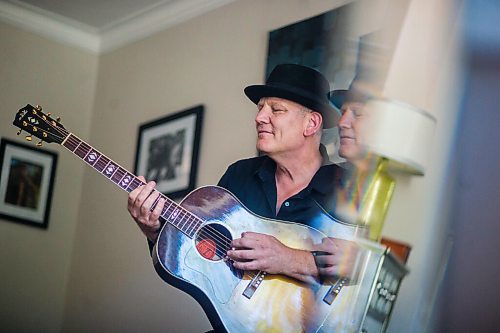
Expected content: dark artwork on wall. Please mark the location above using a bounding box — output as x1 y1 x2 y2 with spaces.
265 4 359 92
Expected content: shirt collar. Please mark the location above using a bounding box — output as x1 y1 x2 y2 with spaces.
255 146 343 195
255 155 276 183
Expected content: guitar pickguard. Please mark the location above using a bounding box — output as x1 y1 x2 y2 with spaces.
183 232 242 304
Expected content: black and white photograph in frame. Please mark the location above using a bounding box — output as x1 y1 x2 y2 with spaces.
0 138 58 229
134 105 204 199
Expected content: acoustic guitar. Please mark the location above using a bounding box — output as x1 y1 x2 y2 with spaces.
13 104 365 332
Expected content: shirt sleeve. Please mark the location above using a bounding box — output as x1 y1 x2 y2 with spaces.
217 165 232 189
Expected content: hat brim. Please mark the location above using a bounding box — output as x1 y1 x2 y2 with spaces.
330 89 372 110
329 89 348 110
244 84 339 128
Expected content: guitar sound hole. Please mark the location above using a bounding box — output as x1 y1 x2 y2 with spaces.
194 223 232 262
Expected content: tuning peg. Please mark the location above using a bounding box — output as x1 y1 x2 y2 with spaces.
56 117 61 122
47 112 51 117
36 140 43 147
35 105 42 111
25 135 32 141
17 129 22 135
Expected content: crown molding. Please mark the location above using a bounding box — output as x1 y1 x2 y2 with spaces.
0 0 236 54
99 0 235 54
0 1 100 53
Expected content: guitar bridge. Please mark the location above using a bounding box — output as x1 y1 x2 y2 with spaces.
242 271 267 299
323 277 349 305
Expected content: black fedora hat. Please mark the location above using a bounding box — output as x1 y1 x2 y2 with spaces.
244 64 339 128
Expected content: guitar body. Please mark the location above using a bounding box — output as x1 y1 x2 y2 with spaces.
153 186 362 333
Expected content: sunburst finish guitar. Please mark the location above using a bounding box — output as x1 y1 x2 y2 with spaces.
13 104 368 332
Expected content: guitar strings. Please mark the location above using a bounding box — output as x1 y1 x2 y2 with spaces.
33 114 257 279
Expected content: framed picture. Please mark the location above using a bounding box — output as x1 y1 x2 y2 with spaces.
0 138 58 229
134 105 204 199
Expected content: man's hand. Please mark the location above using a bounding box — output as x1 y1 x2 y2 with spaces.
312 237 360 280
127 176 165 242
226 232 317 282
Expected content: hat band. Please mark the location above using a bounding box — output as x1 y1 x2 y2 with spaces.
264 82 329 104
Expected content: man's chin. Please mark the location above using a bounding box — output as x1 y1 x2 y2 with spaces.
338 147 358 161
256 142 269 153
339 149 369 164
257 148 270 156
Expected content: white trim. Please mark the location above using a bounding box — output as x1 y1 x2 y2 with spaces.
0 1 100 53
99 0 236 54
0 0 236 54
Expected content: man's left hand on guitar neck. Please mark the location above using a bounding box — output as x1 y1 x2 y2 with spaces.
128 176 165 243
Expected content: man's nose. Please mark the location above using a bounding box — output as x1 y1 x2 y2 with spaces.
338 111 352 129
255 107 270 124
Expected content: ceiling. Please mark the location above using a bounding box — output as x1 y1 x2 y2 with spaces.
0 0 236 53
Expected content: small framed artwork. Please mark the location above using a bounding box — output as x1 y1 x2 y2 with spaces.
134 105 204 199
0 138 58 229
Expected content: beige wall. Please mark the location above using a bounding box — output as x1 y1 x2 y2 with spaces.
0 0 461 332
0 22 98 332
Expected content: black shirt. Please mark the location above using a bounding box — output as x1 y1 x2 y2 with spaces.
217 154 343 227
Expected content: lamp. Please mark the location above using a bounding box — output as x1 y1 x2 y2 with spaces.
356 98 437 240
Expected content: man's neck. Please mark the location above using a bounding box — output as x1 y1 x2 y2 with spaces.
274 150 322 182
349 152 378 172
272 148 323 213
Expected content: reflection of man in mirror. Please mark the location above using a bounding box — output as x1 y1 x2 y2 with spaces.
329 77 376 224
146 129 185 182
5 159 42 209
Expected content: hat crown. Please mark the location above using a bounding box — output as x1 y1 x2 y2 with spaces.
266 64 330 100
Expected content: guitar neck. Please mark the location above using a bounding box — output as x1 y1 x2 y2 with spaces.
61 133 201 238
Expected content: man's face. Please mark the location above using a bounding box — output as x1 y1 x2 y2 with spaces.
255 97 312 156
338 101 366 161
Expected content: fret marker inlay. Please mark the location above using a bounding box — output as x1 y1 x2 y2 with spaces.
105 163 117 176
85 151 99 165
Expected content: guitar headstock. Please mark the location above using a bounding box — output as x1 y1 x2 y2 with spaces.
13 104 67 146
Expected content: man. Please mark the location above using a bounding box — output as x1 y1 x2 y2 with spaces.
128 64 360 284
328 82 376 225
330 82 371 164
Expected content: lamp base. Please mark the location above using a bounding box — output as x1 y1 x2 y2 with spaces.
358 157 396 241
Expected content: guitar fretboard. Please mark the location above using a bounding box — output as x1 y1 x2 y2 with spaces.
62 133 201 238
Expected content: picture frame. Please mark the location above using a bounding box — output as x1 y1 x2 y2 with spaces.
0 138 58 229
134 105 204 199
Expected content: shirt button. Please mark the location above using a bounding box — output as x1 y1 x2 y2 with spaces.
284 201 290 207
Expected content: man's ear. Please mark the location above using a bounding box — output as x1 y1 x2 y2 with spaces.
304 112 323 136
